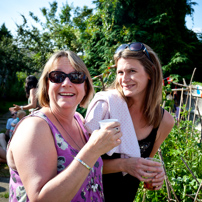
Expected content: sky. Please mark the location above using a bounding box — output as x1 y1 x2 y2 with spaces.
0 0 202 36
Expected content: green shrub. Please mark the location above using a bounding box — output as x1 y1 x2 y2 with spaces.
135 106 202 201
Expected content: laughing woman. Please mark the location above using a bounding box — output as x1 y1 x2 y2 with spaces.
7 50 122 202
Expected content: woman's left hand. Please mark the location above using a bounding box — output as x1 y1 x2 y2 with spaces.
150 167 165 190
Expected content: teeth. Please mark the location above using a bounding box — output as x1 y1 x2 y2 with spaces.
60 93 74 96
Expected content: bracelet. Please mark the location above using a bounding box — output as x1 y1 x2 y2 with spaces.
20 106 23 110
74 157 91 171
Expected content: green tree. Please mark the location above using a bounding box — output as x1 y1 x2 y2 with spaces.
80 0 202 82
0 23 12 40
0 24 39 100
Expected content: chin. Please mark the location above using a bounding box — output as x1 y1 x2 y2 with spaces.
122 90 133 97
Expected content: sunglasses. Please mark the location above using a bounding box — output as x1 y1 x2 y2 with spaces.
115 42 152 62
12 112 17 116
49 71 86 84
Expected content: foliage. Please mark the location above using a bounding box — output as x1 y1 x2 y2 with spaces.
0 24 41 100
1 0 202 102
134 105 202 201
192 81 202 87
0 101 27 116
0 23 12 40
81 0 202 82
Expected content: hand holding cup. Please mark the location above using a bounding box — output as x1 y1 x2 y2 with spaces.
87 119 122 156
143 157 164 191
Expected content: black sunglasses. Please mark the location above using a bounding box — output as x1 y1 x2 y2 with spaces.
115 42 152 62
49 71 86 84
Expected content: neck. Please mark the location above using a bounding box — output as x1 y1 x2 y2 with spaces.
49 107 85 151
128 97 142 110
49 104 76 123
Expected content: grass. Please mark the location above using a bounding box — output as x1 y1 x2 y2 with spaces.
0 163 9 199
0 163 10 178
0 192 9 198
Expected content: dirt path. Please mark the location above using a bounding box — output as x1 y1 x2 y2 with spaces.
0 177 9 201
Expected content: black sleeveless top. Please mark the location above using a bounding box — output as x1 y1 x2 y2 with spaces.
102 110 164 202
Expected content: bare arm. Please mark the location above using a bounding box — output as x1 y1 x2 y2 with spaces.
7 116 122 202
149 110 175 158
12 88 38 111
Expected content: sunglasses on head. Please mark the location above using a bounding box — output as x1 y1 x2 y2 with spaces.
115 42 153 62
49 71 86 84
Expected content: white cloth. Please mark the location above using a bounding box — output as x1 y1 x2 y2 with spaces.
85 89 140 159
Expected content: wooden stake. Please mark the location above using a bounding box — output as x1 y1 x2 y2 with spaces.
158 149 172 201
193 97 199 126
188 85 192 121
194 179 202 202
178 88 184 122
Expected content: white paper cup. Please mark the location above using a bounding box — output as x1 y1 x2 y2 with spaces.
99 119 119 129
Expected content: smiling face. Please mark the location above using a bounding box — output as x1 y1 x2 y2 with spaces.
48 57 86 111
117 58 150 100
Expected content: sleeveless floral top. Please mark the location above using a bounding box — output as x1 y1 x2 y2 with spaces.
9 111 104 202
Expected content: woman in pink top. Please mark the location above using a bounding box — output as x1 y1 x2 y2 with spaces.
7 50 122 202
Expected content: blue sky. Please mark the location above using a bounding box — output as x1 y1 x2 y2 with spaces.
0 0 201 36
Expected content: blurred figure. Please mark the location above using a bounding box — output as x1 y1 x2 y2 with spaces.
0 111 17 163
9 110 26 138
0 111 17 150
11 75 39 113
0 147 6 163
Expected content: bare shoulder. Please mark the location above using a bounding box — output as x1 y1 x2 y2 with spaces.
30 88 37 94
10 116 52 148
158 109 175 137
75 112 85 123
162 110 175 128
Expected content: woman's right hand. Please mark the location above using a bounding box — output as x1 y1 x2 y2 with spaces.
10 104 20 112
87 121 122 156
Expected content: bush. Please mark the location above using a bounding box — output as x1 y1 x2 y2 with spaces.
134 106 202 201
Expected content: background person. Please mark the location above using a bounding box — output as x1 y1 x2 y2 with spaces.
0 147 6 163
7 50 122 202
85 42 175 201
10 75 39 113
0 111 17 151
9 110 26 138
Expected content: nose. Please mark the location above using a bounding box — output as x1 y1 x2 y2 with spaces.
62 76 72 86
122 72 130 82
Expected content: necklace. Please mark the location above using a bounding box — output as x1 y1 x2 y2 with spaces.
50 108 85 150
75 118 86 146
50 109 99 193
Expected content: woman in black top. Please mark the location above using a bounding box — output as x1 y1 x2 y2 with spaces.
85 42 175 201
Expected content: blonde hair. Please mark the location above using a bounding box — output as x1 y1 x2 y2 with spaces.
17 110 26 118
37 50 94 108
112 43 163 128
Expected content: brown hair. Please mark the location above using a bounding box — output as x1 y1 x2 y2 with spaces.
112 43 163 128
37 50 94 108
